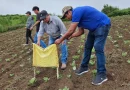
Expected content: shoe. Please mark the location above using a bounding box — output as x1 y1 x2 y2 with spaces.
75 67 89 75
22 44 28 46
61 63 66 70
92 73 108 85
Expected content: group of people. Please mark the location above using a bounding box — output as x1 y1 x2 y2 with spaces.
25 5 111 85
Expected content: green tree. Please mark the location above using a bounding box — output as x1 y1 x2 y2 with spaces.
102 4 119 15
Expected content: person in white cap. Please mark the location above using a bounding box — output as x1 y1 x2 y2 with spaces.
55 6 111 85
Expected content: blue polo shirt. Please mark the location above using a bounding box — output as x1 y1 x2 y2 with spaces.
72 6 111 31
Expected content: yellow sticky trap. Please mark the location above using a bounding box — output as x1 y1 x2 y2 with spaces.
33 44 59 67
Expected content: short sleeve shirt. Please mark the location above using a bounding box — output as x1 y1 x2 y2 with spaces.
36 13 41 32
72 6 111 31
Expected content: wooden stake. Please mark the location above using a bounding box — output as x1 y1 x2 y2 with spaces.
34 67 36 78
57 67 59 79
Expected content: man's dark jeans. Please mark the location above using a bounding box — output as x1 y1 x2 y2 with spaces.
81 25 111 74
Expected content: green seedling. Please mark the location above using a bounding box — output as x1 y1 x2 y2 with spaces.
92 69 97 76
27 58 31 60
26 51 30 54
115 31 119 35
114 44 119 48
1 68 5 72
92 48 95 53
127 60 130 64
9 74 14 77
12 54 17 57
58 74 63 79
112 40 117 44
72 55 80 60
5 58 10 62
122 52 127 57
67 74 72 78
79 45 84 49
59 86 69 90
91 54 95 59
20 64 24 67
20 50 24 53
71 61 76 70
71 61 76 67
43 77 50 82
89 60 95 66
81 40 85 43
81 34 85 39
118 35 123 38
28 77 37 85
68 42 72 44
77 50 81 54
72 66 76 70
36 70 41 75
107 36 112 40
124 40 130 44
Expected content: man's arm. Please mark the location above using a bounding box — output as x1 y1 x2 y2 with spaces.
69 27 84 38
55 23 78 44
27 17 34 29
37 21 44 46
30 20 40 30
61 23 78 40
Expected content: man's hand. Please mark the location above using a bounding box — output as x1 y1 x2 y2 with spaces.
37 41 40 46
67 27 84 40
25 27 27 29
55 38 62 45
30 26 34 30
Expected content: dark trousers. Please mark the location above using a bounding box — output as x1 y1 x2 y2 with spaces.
81 25 111 74
26 29 34 44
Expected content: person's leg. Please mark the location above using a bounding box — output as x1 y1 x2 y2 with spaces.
60 40 68 64
92 25 111 85
75 32 95 75
40 40 47 48
48 36 55 45
26 29 29 44
34 33 37 44
28 30 34 43
34 32 46 48
60 40 68 69
48 36 68 69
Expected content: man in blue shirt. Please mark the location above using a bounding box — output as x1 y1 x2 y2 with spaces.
55 6 111 85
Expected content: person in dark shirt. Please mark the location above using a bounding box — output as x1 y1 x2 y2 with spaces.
30 6 46 48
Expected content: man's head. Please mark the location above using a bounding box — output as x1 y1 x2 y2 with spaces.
25 11 31 16
40 10 50 23
32 6 39 14
61 6 73 20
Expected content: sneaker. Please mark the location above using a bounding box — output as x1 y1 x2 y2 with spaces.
22 44 28 46
92 73 108 85
75 67 89 75
61 63 66 70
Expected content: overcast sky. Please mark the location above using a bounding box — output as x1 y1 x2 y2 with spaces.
0 0 130 15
